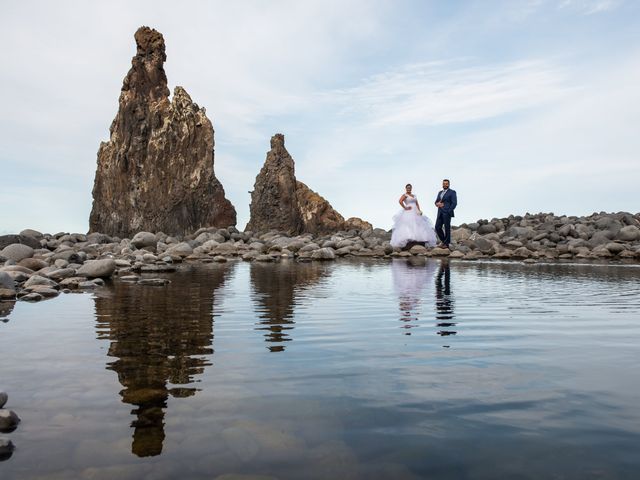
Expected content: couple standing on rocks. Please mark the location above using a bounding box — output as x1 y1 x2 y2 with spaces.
390 179 458 250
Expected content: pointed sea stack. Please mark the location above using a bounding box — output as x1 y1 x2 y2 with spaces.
247 134 370 234
89 26 236 237
246 134 304 235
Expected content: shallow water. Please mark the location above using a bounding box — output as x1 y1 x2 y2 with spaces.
1 259 639 479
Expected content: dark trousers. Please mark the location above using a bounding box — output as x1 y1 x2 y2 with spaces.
435 211 452 245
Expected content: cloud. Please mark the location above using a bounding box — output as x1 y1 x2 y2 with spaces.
320 59 569 127
559 0 622 15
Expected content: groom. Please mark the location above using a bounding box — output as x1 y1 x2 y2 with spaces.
434 179 457 249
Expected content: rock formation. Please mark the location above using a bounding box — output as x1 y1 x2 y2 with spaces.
247 134 370 234
246 134 303 234
89 26 236 237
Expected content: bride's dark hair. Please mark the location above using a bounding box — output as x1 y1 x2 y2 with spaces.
405 183 412 188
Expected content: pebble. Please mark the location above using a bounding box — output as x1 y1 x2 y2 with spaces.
0 409 20 432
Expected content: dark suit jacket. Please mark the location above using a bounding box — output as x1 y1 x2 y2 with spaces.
434 189 457 217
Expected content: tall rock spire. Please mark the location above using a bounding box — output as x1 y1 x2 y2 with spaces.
89 26 236 237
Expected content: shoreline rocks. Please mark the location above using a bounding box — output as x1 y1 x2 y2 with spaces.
0 211 638 314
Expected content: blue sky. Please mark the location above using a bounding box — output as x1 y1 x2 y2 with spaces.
1 0 638 234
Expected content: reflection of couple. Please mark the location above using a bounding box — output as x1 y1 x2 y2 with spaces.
392 259 455 337
390 179 458 249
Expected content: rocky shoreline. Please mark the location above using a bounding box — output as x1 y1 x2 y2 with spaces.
1 211 639 312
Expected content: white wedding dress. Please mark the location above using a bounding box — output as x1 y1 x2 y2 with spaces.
390 195 437 248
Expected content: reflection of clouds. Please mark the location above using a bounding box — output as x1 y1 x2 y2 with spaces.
392 258 438 335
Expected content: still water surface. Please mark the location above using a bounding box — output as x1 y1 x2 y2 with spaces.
1 259 639 479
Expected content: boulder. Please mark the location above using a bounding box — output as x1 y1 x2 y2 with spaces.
344 217 373 231
0 409 20 432
131 232 157 249
617 225 640 242
0 272 15 291
0 243 34 262
311 247 336 260
18 258 48 271
24 275 59 289
0 234 41 250
605 242 626 255
89 26 236 237
164 242 193 257
76 259 116 278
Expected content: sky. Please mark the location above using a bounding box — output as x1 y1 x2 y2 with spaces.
1 0 638 235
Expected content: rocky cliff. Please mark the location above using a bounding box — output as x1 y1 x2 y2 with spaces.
89 26 236 237
247 134 370 234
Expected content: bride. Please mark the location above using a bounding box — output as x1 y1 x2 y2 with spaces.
390 184 437 248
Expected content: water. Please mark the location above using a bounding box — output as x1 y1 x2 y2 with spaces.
1 259 639 479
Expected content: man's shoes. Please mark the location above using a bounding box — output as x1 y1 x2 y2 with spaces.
437 242 446 248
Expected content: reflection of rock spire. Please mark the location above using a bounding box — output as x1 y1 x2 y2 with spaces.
392 258 437 335
250 261 331 352
435 260 456 339
94 264 233 457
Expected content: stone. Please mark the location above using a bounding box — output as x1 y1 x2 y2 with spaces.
409 245 428 255
26 286 59 298
0 289 16 300
78 281 98 289
451 228 472 242
138 278 170 286
19 228 43 238
89 26 236 237
21 292 44 302
448 250 464 258
18 258 47 271
24 275 59 289
617 225 640 242
430 247 450 256
213 256 228 262
256 254 277 262
76 259 117 278
605 242 626 254
131 232 157 249
0 392 6 409
0 243 34 262
46 268 77 281
0 438 15 460
59 277 88 288
344 217 373 231
472 236 493 252
311 247 336 260
0 409 20 433
164 242 193 257
0 272 14 291
477 224 497 234
0 234 41 250
512 247 533 259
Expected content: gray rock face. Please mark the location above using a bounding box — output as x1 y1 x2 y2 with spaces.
76 259 116 278
0 244 34 262
89 26 236 237
311 247 337 260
